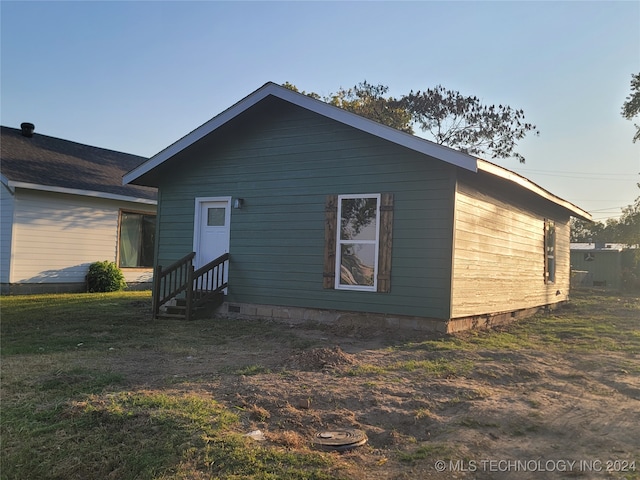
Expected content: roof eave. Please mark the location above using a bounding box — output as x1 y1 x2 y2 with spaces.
8 180 157 205
477 159 592 221
1 174 14 193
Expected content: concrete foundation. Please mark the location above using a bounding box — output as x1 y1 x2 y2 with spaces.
216 301 563 334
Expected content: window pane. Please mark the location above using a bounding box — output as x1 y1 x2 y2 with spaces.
339 243 375 286
119 212 155 268
545 220 556 283
140 215 156 267
207 208 226 226
340 198 377 241
547 258 556 282
119 213 142 268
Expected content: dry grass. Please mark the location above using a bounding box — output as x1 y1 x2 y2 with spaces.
2 289 639 479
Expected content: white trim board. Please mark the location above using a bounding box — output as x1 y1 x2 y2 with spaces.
7 180 157 205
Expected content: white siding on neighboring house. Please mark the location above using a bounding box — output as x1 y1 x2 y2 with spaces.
10 189 154 285
1 182 15 284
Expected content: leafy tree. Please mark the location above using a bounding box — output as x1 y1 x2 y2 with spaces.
570 185 640 248
621 72 640 142
281 81 320 100
400 86 538 163
284 81 538 163
616 189 640 247
326 82 413 133
570 217 605 243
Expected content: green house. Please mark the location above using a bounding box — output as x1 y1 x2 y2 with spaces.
124 82 591 332
570 243 629 290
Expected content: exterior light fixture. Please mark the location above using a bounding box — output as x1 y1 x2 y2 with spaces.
233 198 244 209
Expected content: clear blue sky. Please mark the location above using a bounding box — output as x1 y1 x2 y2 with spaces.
2 1 638 222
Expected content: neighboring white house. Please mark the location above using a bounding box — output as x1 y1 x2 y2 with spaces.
1 123 157 294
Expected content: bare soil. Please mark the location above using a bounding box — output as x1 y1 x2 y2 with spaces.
103 302 640 479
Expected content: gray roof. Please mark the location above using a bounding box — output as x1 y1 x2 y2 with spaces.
1 125 156 202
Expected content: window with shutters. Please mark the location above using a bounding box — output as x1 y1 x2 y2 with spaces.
323 193 393 292
336 194 380 291
544 219 556 284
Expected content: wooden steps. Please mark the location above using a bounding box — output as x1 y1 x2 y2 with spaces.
152 252 229 320
158 292 225 320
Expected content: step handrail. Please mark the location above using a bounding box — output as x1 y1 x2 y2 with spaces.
152 252 195 318
152 252 229 319
189 253 229 317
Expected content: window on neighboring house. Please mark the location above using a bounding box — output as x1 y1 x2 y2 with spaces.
323 193 394 292
544 219 556 283
119 211 156 268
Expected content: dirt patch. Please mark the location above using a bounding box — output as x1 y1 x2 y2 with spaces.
91 295 640 479
284 346 357 371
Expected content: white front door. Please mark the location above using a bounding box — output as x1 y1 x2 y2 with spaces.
194 198 231 272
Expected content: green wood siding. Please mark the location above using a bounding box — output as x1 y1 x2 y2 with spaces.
155 98 455 319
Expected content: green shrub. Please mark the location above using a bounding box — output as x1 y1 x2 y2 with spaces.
86 261 127 293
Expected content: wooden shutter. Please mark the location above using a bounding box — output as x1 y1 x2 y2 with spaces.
544 220 549 282
323 195 338 289
544 219 556 284
377 193 394 293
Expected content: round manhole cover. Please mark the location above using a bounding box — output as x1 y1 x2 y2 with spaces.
312 429 367 451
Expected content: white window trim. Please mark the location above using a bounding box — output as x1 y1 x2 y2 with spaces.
335 193 381 292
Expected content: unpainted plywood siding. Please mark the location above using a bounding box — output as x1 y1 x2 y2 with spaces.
1 183 15 283
155 98 457 319
10 189 154 284
451 174 571 318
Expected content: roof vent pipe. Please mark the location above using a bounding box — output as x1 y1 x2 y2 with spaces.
20 122 35 138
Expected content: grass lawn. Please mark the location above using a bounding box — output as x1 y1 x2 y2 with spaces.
1 290 638 479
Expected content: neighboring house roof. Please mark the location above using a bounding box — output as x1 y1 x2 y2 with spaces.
1 125 156 204
123 81 590 220
571 243 627 251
